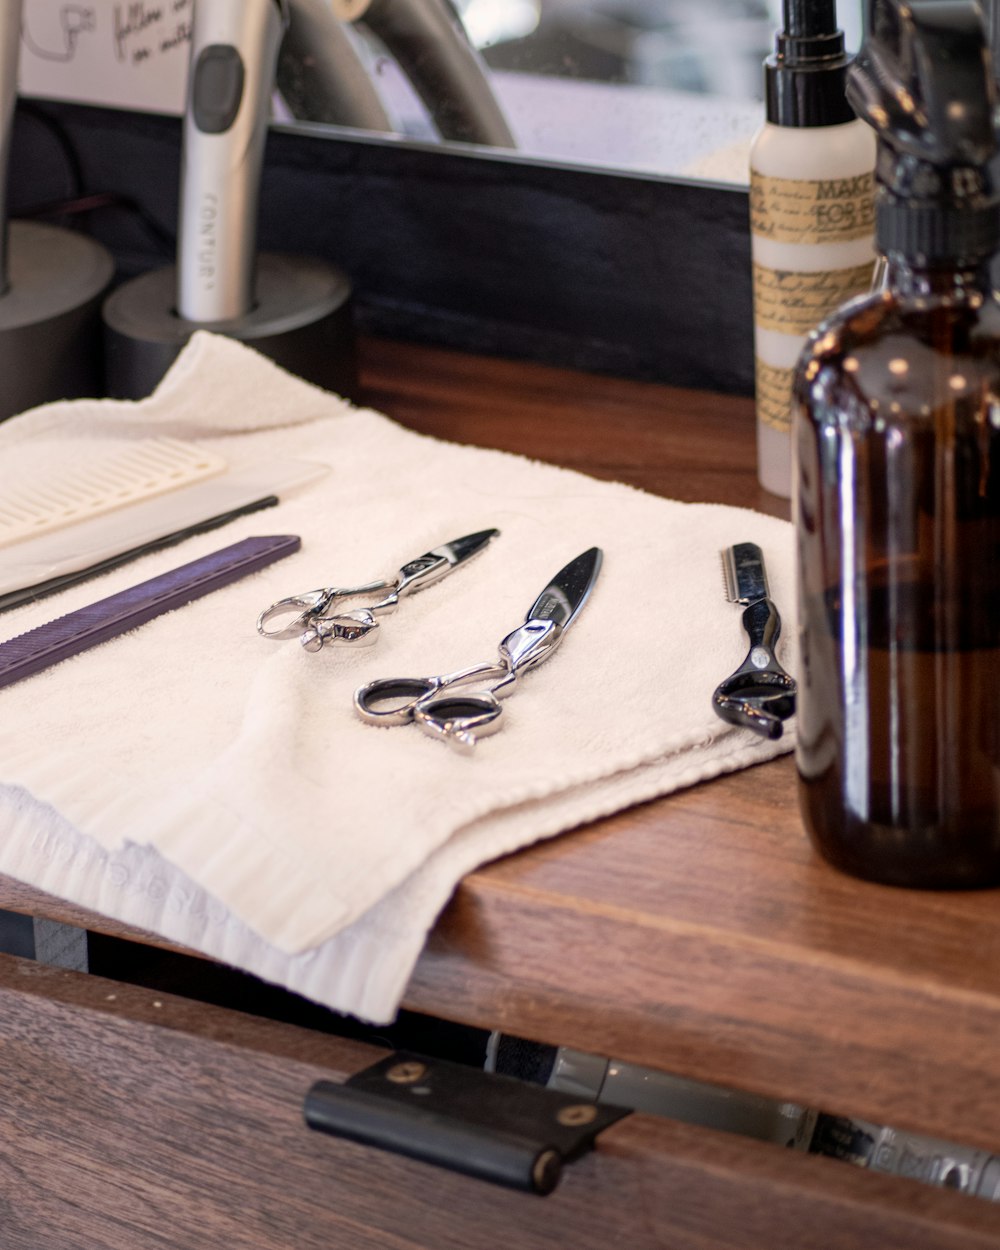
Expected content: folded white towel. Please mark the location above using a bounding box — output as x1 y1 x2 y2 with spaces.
0 333 794 1022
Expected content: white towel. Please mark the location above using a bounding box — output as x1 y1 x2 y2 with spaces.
0 333 795 1022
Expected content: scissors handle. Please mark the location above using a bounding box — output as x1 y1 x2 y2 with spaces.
354 662 508 726
353 623 563 749
257 579 391 641
300 609 379 652
413 691 505 753
257 590 332 640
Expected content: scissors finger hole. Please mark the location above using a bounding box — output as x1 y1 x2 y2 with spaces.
422 696 497 722
414 694 503 750
257 605 311 638
355 677 435 719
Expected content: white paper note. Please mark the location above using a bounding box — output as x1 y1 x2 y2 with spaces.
19 0 190 115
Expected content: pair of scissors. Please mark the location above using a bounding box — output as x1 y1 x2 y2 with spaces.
354 547 603 752
256 529 499 651
712 542 796 740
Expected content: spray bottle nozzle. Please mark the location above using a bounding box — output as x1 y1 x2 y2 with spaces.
847 0 998 260
848 0 996 169
765 0 854 126
783 0 835 38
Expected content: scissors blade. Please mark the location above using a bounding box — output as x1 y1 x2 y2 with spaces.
430 528 500 568
394 528 500 599
525 547 603 629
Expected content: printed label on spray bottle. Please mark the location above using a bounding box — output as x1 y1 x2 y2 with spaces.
751 172 875 244
752 262 876 336
754 358 798 432
751 169 876 433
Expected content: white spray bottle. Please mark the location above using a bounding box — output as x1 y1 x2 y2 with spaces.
750 0 875 497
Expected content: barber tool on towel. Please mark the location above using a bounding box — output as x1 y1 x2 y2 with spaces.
354 546 602 752
257 528 499 651
0 495 279 614
0 438 228 548
0 432 326 611
711 542 796 740
0 535 300 692
0 336 799 1025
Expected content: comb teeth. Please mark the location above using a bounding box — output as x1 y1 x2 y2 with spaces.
0 438 227 550
721 542 769 605
721 550 735 602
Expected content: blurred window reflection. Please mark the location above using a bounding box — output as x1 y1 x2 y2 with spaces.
456 0 863 100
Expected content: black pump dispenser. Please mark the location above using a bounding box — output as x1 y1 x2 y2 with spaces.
765 0 855 127
846 0 1000 262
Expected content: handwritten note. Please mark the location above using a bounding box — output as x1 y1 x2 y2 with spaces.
20 0 193 115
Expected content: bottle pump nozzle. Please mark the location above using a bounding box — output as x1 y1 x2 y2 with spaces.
847 0 999 262
765 0 855 127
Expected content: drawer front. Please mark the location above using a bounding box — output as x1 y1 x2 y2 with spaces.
1 953 998 1250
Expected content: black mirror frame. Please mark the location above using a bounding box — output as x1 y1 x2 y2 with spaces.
11 100 754 394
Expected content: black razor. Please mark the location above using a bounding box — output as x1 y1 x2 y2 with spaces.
712 542 796 740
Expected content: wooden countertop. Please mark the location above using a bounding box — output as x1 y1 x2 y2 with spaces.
4 338 999 1159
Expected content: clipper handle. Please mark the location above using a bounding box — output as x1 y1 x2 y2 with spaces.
176 0 286 323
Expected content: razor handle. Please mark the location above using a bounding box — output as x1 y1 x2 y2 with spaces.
712 598 797 740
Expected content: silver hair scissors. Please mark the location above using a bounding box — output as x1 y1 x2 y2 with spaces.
256 529 499 651
354 547 602 752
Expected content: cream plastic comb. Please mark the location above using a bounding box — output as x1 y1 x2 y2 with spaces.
0 437 227 549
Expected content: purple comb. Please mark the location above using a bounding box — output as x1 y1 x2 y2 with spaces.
0 534 301 692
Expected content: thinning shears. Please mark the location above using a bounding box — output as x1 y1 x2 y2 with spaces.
256 529 499 651
354 547 602 752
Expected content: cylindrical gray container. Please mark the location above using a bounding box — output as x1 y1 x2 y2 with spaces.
102 253 356 400
0 221 114 421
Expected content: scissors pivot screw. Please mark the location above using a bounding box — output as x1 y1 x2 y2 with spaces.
387 1061 428 1084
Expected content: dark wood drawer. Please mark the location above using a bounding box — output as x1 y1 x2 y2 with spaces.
2 953 999 1250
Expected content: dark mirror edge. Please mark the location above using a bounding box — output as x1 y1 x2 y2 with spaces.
11 99 754 395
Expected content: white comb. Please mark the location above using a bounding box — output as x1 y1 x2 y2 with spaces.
0 437 227 549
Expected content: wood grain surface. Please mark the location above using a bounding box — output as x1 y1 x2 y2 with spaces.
364 340 1000 1151
3 338 1000 1176
3 953 1000 1250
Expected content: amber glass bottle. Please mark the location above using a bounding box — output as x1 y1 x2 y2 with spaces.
793 0 1000 886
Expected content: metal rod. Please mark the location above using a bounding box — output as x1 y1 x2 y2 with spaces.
333 0 515 148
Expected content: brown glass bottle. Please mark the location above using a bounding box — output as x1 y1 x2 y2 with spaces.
794 260 1000 886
